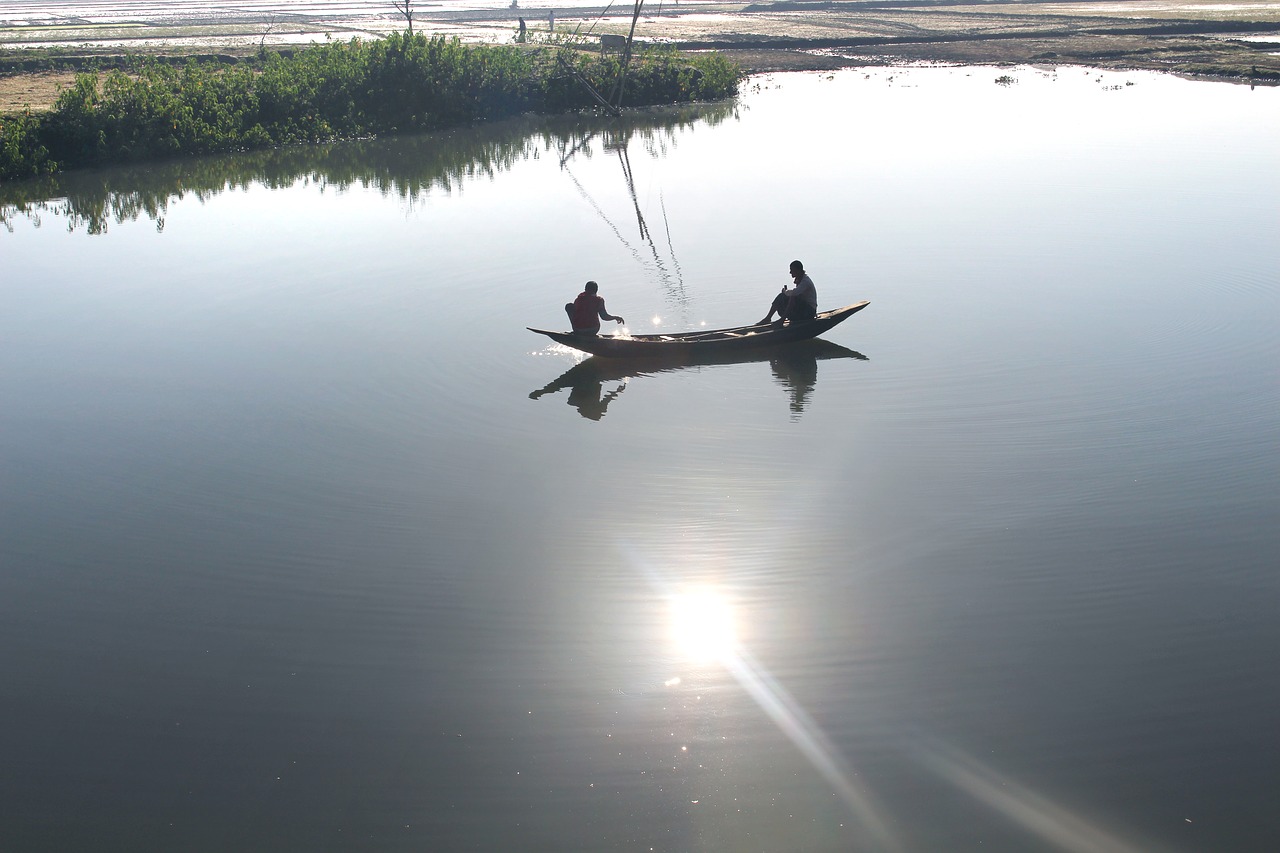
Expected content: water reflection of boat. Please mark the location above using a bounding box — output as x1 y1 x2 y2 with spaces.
529 338 868 420
528 301 869 358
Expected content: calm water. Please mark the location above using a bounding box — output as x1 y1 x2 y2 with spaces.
3 66 1279 852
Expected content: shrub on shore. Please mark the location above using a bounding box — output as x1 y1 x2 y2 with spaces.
1 108 54 179
1 33 740 181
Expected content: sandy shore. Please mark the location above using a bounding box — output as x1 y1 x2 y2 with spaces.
2 0 1278 111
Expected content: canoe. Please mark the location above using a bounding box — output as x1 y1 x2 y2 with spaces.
529 301 870 358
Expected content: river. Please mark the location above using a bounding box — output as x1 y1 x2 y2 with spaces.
3 66 1279 852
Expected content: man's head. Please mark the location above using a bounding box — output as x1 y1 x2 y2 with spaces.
585 280 599 294
790 260 804 277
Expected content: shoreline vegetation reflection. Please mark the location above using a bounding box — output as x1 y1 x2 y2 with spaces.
0 100 737 234
531 339 869 421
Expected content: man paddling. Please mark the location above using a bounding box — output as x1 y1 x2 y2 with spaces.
760 260 817 325
566 280 625 335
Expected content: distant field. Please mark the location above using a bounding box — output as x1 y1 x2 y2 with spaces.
6 0 1274 51
2 0 1277 112
0 0 613 49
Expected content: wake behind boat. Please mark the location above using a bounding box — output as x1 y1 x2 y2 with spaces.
529 301 870 358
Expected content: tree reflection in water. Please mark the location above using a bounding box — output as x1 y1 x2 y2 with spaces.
0 102 737 234
530 339 867 421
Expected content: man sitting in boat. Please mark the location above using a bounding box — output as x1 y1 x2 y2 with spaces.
566 280 625 335
760 260 818 325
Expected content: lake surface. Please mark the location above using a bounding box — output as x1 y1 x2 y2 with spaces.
3 66 1279 852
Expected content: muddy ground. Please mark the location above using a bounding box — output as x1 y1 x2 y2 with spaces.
2 0 1278 112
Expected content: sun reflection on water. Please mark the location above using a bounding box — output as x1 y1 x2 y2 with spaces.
649 569 1142 851
668 586 738 664
656 577 898 848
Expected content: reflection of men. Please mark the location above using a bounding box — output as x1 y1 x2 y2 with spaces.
760 260 818 325
565 280 625 335
770 350 819 416
531 374 625 421
566 381 624 421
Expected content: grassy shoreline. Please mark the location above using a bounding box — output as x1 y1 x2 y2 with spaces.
1 34 740 181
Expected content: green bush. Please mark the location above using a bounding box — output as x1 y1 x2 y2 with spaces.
1 108 55 179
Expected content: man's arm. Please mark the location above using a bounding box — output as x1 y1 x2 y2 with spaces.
598 301 625 325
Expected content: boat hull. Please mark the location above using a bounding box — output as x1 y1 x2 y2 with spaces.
529 301 869 358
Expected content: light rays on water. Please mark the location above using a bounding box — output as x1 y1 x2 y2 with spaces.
635 545 1156 853
721 645 899 849
914 741 1156 853
636 547 901 850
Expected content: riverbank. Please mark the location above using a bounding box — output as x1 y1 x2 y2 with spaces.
3 0 1279 113
2 0 1280 112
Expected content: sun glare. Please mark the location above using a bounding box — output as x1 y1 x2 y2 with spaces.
669 587 737 663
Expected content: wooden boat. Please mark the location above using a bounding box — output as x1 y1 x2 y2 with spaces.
529 301 870 358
